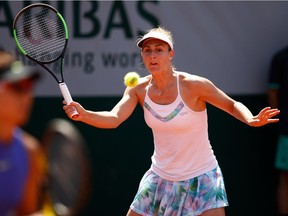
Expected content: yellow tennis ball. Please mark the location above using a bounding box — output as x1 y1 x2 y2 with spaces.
124 72 140 87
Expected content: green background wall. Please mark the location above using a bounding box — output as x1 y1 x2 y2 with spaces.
24 94 278 216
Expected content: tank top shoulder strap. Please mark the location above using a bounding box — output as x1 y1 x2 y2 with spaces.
176 72 180 96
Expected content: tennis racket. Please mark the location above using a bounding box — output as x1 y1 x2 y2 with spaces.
13 3 78 118
42 118 91 216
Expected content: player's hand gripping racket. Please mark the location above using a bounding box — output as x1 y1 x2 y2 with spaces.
13 3 78 118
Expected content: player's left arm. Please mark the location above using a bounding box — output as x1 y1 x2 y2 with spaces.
196 77 280 127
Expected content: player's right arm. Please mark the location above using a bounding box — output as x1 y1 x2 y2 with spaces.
63 86 139 129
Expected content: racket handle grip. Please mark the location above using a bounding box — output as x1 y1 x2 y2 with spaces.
59 82 79 118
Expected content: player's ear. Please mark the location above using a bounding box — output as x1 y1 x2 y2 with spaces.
169 49 174 61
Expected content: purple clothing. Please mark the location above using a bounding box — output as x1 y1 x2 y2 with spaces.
0 128 29 216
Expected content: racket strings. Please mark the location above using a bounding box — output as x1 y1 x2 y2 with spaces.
15 7 66 63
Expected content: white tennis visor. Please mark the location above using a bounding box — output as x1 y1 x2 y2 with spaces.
137 31 173 50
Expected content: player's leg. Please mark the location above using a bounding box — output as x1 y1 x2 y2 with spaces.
200 207 226 216
126 208 142 216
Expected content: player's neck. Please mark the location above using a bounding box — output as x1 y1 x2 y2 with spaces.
151 70 176 91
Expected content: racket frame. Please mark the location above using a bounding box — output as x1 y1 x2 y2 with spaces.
42 118 91 216
13 3 78 117
13 3 68 84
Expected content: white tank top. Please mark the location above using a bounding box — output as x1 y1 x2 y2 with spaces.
143 73 218 181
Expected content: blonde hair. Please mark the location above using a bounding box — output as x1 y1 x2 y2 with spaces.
146 26 173 47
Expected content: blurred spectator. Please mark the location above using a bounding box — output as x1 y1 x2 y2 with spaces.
0 48 46 216
268 46 288 216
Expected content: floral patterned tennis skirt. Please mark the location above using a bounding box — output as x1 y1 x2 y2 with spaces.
130 166 228 216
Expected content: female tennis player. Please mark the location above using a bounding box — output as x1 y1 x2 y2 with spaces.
64 27 280 216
